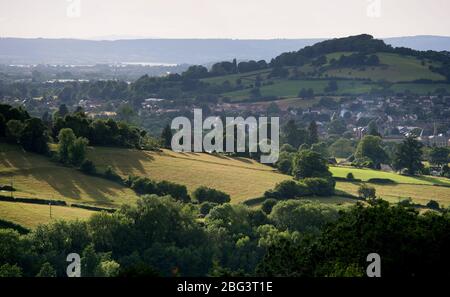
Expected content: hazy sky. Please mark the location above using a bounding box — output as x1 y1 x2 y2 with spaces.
1 0 449 39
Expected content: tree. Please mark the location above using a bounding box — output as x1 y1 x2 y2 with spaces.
117 104 135 123
193 186 231 204
36 262 57 277
161 124 173 148
311 142 329 158
57 104 69 118
368 120 381 137
5 120 24 143
324 80 338 93
80 159 96 174
355 135 388 167
308 121 319 144
58 128 76 163
19 118 49 154
69 137 89 166
261 199 278 214
393 136 424 175
328 118 347 135
282 120 308 149
429 147 450 166
292 150 332 179
0 263 22 277
329 138 355 158
0 113 5 137
357 184 376 200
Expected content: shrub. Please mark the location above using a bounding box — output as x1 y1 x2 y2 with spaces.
367 178 396 184
264 178 335 199
301 177 335 196
193 186 231 204
261 199 278 214
357 184 376 200
80 159 96 174
346 172 355 180
199 202 218 216
264 180 311 200
129 176 157 195
103 166 123 183
156 180 190 202
426 200 440 210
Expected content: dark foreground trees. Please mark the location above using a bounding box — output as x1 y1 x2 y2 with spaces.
0 197 449 277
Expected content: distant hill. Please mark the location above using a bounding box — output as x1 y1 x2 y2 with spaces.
1 35 449 65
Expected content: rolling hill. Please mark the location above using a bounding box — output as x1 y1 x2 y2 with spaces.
198 35 450 101
2 142 450 228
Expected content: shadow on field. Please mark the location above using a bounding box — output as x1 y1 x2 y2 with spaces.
87 147 154 176
0 145 136 206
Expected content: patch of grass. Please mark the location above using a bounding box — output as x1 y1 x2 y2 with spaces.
0 200 96 228
324 53 444 82
0 144 139 207
330 166 450 186
87 147 290 203
336 182 450 207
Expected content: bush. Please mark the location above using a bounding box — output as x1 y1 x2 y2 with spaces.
80 160 96 174
199 202 218 216
367 178 396 184
301 177 336 196
193 186 231 204
156 180 190 202
346 172 355 180
264 180 311 200
129 176 158 195
357 184 376 200
0 185 15 191
264 178 335 200
261 199 278 214
103 166 123 183
426 200 440 210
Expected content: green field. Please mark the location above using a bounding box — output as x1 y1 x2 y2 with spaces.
87 147 289 203
199 51 450 102
324 53 444 82
0 201 96 228
0 144 139 207
3 142 450 228
330 166 450 186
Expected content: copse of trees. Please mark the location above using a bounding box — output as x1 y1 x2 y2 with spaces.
0 104 48 154
392 136 424 175
193 186 231 204
354 135 388 169
57 128 89 166
126 176 190 203
1 195 450 277
292 150 332 180
257 200 450 277
52 107 158 150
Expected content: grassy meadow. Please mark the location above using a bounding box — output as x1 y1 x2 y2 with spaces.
87 147 290 203
0 201 96 229
0 143 139 207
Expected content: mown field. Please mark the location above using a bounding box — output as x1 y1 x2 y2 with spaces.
330 166 450 186
0 143 139 207
2 142 450 228
87 147 290 203
324 53 445 82
331 166 450 207
201 51 450 102
0 201 96 228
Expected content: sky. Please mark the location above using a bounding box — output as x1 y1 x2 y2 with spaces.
0 0 449 40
